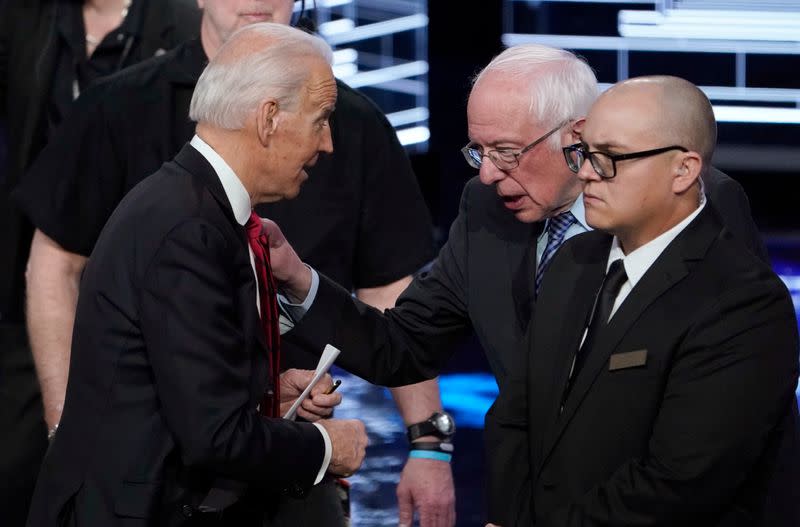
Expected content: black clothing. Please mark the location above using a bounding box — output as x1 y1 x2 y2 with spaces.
285 174 769 525
0 2 199 524
26 144 326 527
15 33 432 526
503 207 798 526
48 0 148 135
15 37 435 332
0 0 199 329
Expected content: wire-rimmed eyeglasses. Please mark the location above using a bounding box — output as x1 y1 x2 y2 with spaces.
562 143 689 180
461 120 569 171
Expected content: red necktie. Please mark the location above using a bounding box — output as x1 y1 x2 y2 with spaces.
245 212 281 417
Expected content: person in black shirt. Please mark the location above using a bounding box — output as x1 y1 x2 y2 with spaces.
13 1 452 525
0 1 199 525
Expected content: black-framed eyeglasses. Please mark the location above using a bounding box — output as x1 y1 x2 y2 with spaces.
562 143 688 180
461 120 568 171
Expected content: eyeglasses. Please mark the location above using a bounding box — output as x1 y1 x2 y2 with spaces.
562 143 688 180
461 120 568 171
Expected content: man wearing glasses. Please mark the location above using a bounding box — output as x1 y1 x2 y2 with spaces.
488 75 800 526
269 47 769 525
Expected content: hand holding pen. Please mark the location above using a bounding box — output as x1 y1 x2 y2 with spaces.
279 370 342 422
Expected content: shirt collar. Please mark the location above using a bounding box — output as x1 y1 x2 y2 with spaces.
538 193 590 240
607 193 707 287
190 135 252 226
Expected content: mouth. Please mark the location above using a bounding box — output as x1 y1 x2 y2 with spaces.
499 193 527 210
239 12 273 23
583 193 602 205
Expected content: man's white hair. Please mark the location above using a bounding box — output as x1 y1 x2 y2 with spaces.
473 44 598 149
190 23 333 130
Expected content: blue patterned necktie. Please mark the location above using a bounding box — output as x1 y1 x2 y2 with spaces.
535 211 577 295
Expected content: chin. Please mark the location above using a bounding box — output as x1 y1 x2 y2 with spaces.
584 212 611 232
513 207 548 224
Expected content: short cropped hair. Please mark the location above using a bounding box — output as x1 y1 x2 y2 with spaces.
473 44 598 148
190 23 333 130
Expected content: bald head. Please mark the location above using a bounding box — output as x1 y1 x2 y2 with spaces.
190 22 333 130
601 76 717 169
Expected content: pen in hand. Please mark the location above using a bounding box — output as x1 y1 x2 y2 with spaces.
324 379 342 395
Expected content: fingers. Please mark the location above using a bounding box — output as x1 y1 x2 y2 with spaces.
259 218 286 246
396 457 456 527
295 392 342 422
396 481 414 527
310 373 333 395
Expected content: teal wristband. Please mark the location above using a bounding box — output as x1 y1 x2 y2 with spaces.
409 450 452 463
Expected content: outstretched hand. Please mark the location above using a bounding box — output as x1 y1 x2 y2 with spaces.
260 218 311 301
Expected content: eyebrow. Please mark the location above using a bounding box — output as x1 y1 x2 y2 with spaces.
468 138 523 149
586 140 625 152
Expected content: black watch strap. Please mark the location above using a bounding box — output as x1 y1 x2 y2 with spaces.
407 420 438 442
409 441 454 453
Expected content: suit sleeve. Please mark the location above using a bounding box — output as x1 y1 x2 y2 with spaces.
541 278 799 526
140 219 325 491
285 180 474 386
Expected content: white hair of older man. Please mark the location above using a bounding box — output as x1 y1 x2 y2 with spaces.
473 44 598 150
190 23 333 130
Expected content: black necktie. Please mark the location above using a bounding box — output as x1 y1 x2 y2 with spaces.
561 259 628 408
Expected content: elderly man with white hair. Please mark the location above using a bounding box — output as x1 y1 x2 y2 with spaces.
25 23 367 527
267 44 768 526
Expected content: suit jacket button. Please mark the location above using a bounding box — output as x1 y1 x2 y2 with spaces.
181 504 194 518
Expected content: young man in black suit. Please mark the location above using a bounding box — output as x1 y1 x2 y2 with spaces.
26 23 367 527
492 75 799 526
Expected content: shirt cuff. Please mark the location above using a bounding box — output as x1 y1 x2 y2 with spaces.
312 422 332 485
277 266 319 332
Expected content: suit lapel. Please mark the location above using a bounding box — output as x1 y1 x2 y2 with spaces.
534 234 609 469
540 207 721 465
172 144 272 367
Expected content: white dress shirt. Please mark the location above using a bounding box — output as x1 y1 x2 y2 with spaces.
190 135 331 484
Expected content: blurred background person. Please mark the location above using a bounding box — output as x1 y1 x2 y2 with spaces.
0 1 200 524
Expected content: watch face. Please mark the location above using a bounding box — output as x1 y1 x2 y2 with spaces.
432 413 455 436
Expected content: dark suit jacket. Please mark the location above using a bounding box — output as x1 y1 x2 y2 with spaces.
498 206 799 526
26 145 325 527
288 169 768 523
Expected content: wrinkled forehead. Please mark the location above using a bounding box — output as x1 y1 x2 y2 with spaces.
304 60 337 104
468 75 542 141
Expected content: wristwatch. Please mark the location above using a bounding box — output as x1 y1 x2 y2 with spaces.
407 412 456 442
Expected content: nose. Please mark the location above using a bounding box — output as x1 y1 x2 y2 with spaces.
576 156 599 183
319 125 334 154
478 159 506 186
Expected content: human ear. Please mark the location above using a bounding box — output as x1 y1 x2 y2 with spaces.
672 151 702 194
256 100 279 146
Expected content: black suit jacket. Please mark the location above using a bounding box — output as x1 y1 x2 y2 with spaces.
288 171 769 524
26 145 325 527
499 206 799 526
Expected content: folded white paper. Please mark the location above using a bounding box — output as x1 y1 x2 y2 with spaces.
283 344 341 420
